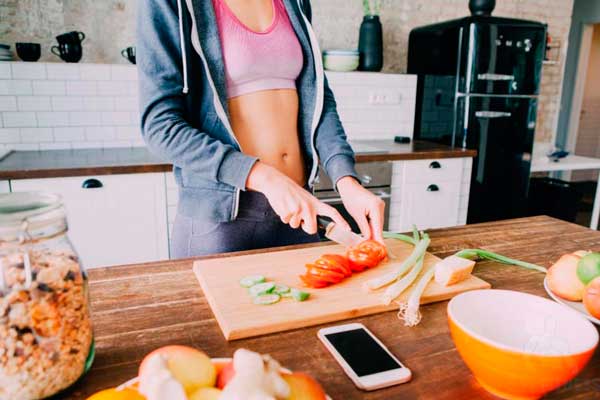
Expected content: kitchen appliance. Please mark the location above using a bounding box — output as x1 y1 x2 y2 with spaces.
194 238 490 340
408 0 547 223
313 161 391 233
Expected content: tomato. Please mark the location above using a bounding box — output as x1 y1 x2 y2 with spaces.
305 264 345 283
300 274 330 288
314 254 352 277
347 240 387 271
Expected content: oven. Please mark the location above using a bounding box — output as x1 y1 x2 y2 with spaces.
313 162 392 234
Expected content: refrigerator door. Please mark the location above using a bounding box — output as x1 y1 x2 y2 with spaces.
460 23 546 95
457 96 537 223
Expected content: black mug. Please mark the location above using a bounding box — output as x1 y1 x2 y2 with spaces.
51 42 82 63
56 31 85 45
121 46 136 64
16 42 41 62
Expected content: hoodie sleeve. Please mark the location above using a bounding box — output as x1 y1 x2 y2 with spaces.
136 0 257 190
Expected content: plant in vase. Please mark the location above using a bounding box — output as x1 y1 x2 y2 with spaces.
359 0 383 71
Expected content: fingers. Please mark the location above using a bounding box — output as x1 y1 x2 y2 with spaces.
369 199 386 244
289 213 302 229
354 213 371 240
317 203 351 231
300 208 318 234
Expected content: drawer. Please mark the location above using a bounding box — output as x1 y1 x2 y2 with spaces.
398 180 461 231
401 158 464 184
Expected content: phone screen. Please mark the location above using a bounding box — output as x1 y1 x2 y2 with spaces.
325 328 402 377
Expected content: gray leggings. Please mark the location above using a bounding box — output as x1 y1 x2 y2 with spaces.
171 190 321 258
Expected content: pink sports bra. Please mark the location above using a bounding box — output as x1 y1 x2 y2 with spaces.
213 0 304 99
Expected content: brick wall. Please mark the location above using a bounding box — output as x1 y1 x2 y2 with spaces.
1 0 574 144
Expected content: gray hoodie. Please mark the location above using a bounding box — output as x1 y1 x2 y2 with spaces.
137 0 358 222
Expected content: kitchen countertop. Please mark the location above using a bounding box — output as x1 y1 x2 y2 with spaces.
65 216 598 399
0 140 475 180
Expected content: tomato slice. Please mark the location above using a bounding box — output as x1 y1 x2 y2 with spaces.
314 254 352 277
300 274 330 288
305 264 345 283
347 240 388 271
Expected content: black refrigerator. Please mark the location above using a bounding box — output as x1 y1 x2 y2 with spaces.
408 1 547 223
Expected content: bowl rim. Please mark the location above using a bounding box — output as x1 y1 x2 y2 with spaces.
448 289 599 357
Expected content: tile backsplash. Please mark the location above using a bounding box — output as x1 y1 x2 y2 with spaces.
0 62 142 151
0 62 416 151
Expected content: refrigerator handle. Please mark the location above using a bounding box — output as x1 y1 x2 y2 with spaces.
477 73 515 81
475 111 512 119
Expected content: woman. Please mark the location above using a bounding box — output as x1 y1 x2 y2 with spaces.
137 0 385 258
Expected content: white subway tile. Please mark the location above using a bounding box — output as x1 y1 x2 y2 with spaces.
0 80 33 95
96 81 128 96
69 111 101 126
129 111 140 124
101 111 130 126
53 127 85 142
80 64 111 81
102 141 134 148
66 81 97 96
130 138 145 147
52 96 84 111
46 63 80 80
17 96 51 111
39 143 71 150
110 65 138 81
20 127 53 143
83 96 114 111
33 80 66 95
11 63 46 80
0 97 17 111
85 126 116 141
11 143 40 151
0 128 21 143
114 96 138 111
2 112 36 127
0 64 11 79
116 126 140 140
37 111 69 127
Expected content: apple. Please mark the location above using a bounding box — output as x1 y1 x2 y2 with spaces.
86 388 145 400
583 277 600 319
217 361 235 389
282 372 327 400
547 252 586 301
189 387 222 400
139 345 216 395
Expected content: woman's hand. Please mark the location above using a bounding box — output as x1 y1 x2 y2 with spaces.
337 176 385 243
246 162 350 234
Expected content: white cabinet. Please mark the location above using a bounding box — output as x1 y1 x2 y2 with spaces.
389 158 472 232
0 181 9 193
10 173 169 268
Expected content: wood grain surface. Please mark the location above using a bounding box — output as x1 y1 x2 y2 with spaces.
194 239 490 340
62 216 600 400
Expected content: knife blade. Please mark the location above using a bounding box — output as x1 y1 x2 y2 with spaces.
317 216 364 248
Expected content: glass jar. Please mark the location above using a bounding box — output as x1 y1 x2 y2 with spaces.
0 192 94 400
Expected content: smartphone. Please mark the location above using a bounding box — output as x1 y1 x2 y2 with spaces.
318 323 411 391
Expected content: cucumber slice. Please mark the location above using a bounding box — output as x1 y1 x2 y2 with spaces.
291 288 310 302
248 282 276 297
240 275 266 288
274 284 290 295
253 293 281 305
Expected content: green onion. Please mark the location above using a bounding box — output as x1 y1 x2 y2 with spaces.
455 249 547 274
382 254 425 305
397 265 435 327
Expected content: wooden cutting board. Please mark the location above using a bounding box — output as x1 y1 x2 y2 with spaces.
193 239 490 340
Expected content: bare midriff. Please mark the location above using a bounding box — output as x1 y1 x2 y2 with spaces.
229 88 306 186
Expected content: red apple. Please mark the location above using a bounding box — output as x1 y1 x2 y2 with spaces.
282 372 327 400
583 277 600 319
547 253 586 301
217 361 235 389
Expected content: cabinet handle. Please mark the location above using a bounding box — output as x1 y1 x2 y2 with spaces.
82 178 103 189
427 184 439 192
429 161 441 169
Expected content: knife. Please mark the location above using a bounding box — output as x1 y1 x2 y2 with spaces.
317 216 364 248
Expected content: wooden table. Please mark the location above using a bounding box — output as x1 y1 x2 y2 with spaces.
64 216 600 399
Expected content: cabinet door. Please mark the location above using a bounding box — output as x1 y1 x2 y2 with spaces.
398 181 461 231
11 173 168 268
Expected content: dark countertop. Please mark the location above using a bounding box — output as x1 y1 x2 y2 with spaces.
0 140 476 180
65 216 598 399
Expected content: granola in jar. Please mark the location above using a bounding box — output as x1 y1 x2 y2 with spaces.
0 192 93 400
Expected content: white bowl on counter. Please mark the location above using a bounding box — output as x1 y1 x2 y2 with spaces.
323 50 359 72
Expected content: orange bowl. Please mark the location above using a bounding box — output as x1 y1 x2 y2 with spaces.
448 289 598 400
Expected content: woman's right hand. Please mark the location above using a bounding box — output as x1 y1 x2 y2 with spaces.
246 162 350 234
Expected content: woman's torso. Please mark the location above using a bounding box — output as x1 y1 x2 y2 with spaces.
214 0 307 185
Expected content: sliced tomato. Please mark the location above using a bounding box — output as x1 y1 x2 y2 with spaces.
314 254 352 277
357 240 387 261
347 240 388 271
305 264 345 283
300 274 330 288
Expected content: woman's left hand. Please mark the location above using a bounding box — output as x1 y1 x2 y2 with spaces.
336 176 385 244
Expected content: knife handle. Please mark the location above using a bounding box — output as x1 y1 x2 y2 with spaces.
317 216 333 229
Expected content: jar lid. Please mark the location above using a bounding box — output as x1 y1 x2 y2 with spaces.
0 192 65 242
323 49 360 56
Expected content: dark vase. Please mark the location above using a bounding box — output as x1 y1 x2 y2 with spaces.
358 15 383 71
